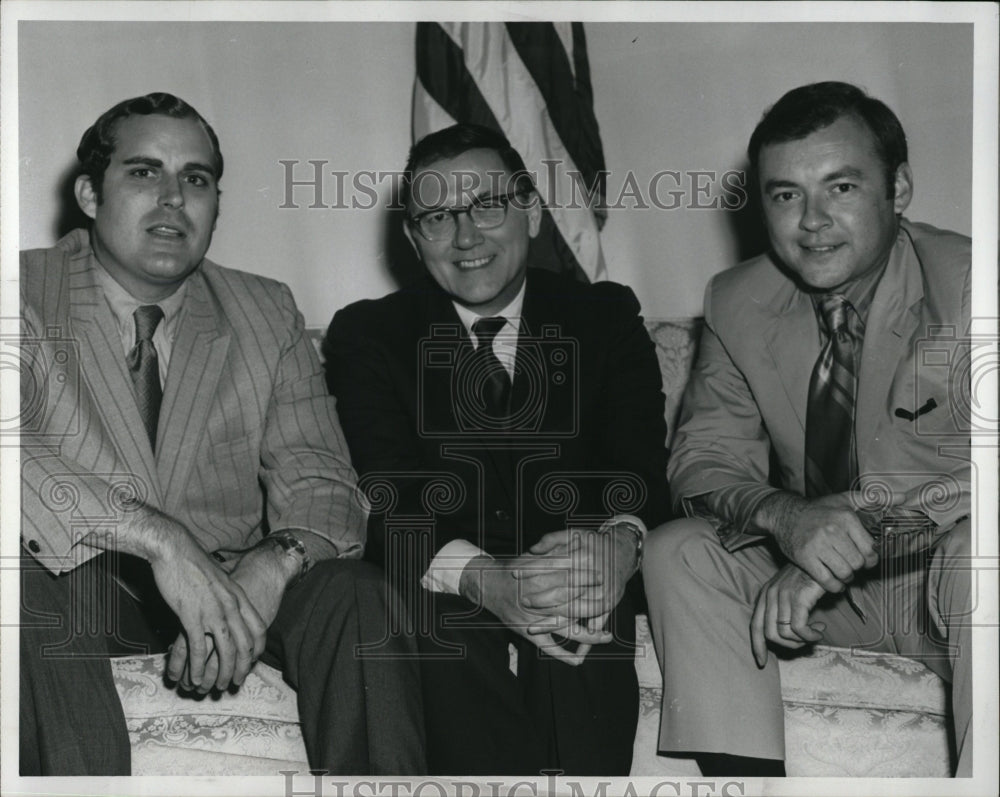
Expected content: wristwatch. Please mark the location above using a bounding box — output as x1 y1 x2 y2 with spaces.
268 530 314 580
602 516 645 573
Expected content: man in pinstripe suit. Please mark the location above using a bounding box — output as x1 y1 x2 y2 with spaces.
19 93 424 775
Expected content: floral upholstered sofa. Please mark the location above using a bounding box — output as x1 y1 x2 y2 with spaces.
110 319 953 777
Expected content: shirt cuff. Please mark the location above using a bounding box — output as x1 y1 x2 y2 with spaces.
421 539 489 594
599 514 648 537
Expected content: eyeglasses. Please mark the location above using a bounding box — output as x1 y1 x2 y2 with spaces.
408 191 532 242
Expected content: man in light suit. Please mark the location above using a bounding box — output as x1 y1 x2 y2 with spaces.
642 82 972 776
19 92 424 775
324 124 671 775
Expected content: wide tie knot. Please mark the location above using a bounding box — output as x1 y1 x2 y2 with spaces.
134 304 164 343
818 294 852 340
472 316 507 348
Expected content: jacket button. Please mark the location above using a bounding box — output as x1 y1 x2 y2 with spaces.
494 509 510 521
28 539 41 553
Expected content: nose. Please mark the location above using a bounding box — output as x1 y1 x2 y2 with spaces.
453 210 484 249
158 175 185 210
799 193 831 232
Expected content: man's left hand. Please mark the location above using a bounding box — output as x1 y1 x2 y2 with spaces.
750 563 827 668
513 526 638 622
174 543 295 692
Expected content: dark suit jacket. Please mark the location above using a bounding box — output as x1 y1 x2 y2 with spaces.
669 219 971 547
21 229 365 574
324 267 670 597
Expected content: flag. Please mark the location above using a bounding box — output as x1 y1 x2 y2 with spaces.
413 22 608 283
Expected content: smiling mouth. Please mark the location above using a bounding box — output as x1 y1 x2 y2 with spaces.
454 255 494 270
800 243 842 255
147 224 187 239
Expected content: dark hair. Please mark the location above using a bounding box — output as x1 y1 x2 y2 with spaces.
401 123 535 211
748 82 907 196
77 92 223 202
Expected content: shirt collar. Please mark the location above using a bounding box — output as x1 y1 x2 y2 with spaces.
90 250 188 342
811 225 904 331
451 276 527 344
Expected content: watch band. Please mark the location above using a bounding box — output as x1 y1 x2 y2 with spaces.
268 530 313 579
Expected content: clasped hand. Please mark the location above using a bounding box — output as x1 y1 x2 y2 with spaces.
153 531 286 693
751 492 879 667
472 527 636 666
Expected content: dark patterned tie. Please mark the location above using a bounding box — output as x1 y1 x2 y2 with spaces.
804 294 859 497
127 305 164 451
472 316 511 419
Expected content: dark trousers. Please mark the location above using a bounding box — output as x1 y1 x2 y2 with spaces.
416 589 639 776
20 552 426 775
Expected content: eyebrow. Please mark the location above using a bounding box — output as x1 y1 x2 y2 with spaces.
121 156 216 175
763 167 867 193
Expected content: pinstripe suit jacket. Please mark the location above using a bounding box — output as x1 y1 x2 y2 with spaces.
21 229 365 575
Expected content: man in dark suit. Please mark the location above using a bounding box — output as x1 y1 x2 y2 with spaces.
19 92 424 775
642 82 972 776
324 124 670 775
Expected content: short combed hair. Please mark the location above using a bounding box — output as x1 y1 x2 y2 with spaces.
401 123 535 211
748 82 908 195
77 92 223 202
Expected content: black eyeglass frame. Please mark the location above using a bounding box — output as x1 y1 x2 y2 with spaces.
407 189 535 241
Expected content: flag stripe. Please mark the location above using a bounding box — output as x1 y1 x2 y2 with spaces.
413 22 607 282
505 22 607 211
415 21 499 135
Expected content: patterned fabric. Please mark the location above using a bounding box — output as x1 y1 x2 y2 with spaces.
126 304 164 449
111 654 308 775
121 319 945 778
805 294 860 497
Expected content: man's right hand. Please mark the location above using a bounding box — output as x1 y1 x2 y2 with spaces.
459 554 611 666
758 492 879 593
88 507 267 693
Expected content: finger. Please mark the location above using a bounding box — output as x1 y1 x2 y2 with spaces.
185 624 209 687
789 593 823 644
528 531 570 555
843 521 879 569
534 635 588 666
528 617 612 646
775 587 805 644
209 619 237 691
167 633 189 685
521 583 586 611
750 589 768 668
801 556 846 594
199 645 221 694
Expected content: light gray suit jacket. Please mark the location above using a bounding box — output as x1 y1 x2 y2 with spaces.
669 218 971 547
21 229 365 574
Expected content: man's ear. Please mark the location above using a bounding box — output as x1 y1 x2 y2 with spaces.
526 191 542 239
892 162 914 215
74 175 98 220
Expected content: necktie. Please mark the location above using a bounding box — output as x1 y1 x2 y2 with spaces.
471 316 511 420
804 294 858 497
127 305 164 450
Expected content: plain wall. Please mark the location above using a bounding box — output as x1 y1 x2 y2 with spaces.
18 21 973 323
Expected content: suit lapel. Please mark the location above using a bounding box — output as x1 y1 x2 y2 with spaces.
856 236 922 466
69 259 165 508
155 270 231 513
762 283 820 432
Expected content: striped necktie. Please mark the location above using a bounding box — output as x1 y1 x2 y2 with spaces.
472 316 511 420
804 294 859 497
127 304 164 451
